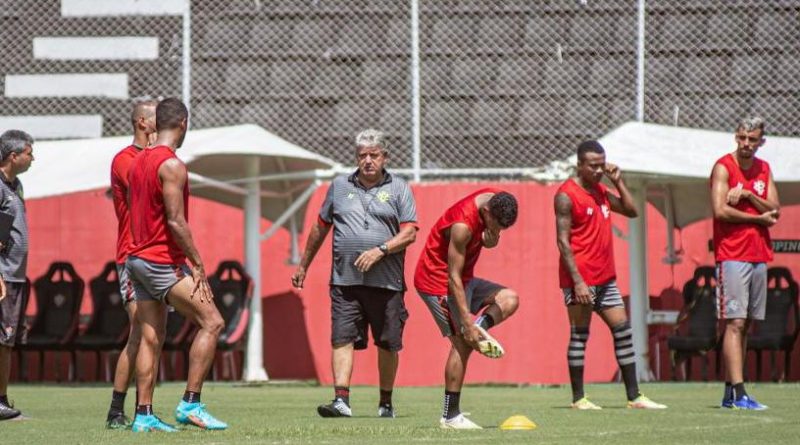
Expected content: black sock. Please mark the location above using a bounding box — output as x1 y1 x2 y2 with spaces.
733 383 747 401
568 326 589 402
108 390 126 416
612 322 640 401
334 386 350 405
0 394 8 406
379 389 392 407
135 404 153 416
183 391 201 404
724 382 733 401
442 390 461 420
475 313 496 330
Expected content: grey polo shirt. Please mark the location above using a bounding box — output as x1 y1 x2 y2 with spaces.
320 170 417 291
0 171 28 283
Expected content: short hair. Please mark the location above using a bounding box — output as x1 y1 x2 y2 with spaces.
130 99 158 127
156 97 188 132
488 192 518 228
0 130 34 162
355 129 389 155
736 116 766 135
576 140 605 161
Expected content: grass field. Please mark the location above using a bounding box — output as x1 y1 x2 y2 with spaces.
3 382 798 444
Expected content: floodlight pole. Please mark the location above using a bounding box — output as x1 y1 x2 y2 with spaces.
635 0 646 122
243 157 269 382
628 180 654 381
410 0 422 182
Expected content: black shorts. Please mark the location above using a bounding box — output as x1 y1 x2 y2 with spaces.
330 285 408 352
0 281 29 347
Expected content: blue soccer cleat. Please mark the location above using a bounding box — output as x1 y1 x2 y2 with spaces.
720 397 734 409
175 401 228 430
131 414 179 432
732 395 768 411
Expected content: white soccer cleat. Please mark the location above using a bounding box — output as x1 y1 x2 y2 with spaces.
627 395 667 409
474 325 504 358
440 413 483 429
571 397 603 410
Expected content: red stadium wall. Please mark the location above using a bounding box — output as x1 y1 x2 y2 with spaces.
18 182 800 385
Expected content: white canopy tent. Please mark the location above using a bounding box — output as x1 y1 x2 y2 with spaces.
588 122 800 380
26 124 341 381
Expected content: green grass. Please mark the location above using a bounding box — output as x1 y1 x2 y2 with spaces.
3 382 799 444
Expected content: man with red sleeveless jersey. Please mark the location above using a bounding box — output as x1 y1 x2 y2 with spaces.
554 140 666 410
105 99 158 429
711 117 779 410
127 98 226 432
415 189 519 429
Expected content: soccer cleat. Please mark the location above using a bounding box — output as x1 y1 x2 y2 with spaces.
106 412 132 429
317 398 352 418
175 401 228 430
627 395 667 409
732 395 768 411
571 397 602 410
720 397 734 409
474 325 504 359
440 413 482 429
378 404 395 418
131 414 179 432
0 401 21 421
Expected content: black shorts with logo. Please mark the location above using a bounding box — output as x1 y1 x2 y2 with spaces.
0 281 29 347
330 285 408 352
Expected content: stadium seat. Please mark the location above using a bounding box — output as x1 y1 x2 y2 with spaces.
18 262 84 382
72 261 129 382
667 266 720 381
747 267 799 382
209 261 252 381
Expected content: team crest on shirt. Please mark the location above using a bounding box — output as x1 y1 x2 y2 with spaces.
601 204 610 218
753 180 766 196
377 191 391 203
586 207 594 216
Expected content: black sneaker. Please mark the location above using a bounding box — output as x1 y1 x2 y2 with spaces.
317 398 352 418
0 401 21 421
106 412 132 429
378 404 395 418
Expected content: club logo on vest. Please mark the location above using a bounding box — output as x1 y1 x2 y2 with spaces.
753 180 766 196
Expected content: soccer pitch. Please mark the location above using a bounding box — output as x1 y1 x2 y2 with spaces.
3 382 798 444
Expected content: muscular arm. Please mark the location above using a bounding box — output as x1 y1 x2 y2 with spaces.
554 192 583 286
744 171 780 214
160 159 203 268
711 163 773 224
447 223 474 327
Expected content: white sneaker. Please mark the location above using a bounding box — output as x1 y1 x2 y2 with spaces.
317 398 352 417
627 395 667 409
440 414 483 429
474 325 504 358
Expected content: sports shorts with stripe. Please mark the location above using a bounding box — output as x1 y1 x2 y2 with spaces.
418 277 504 337
126 256 191 303
116 263 136 305
562 280 624 311
716 261 766 320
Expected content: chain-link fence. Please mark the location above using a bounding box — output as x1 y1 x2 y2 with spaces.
1 0 798 173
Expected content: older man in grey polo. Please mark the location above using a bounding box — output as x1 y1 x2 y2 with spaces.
292 129 418 419
0 130 34 421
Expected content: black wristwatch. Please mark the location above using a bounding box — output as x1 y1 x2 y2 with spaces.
378 243 389 256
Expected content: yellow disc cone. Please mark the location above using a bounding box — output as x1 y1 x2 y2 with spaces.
499 415 537 430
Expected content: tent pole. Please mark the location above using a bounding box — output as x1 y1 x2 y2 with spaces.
628 180 654 381
243 157 269 382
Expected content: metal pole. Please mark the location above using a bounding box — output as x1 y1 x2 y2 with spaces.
243 157 269 382
182 2 192 114
635 0 646 122
628 180 654 381
410 0 422 182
